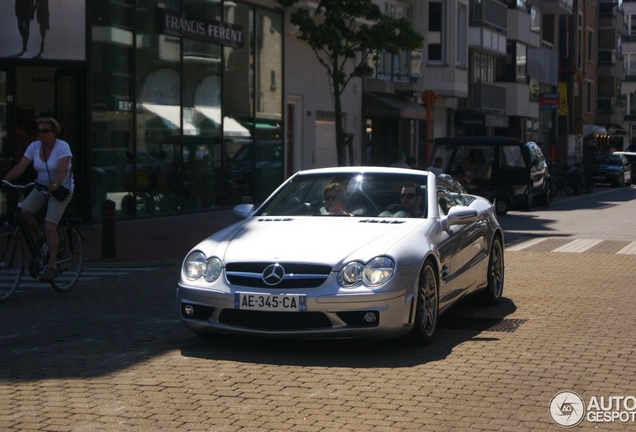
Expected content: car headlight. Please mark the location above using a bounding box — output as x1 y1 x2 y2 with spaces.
183 251 223 282
338 262 364 287
338 256 395 288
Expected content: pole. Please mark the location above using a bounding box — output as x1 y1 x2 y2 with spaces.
101 199 116 259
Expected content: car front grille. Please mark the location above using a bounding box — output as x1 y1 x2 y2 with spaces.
225 262 331 288
219 309 332 330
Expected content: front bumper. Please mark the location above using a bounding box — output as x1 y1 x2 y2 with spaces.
176 282 415 340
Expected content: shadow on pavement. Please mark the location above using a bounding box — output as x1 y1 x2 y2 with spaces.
179 297 518 369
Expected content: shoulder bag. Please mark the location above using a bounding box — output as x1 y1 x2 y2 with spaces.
43 144 71 201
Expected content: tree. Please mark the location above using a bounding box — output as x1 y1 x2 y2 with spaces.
278 0 424 166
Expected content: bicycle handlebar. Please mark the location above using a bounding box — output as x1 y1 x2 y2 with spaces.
2 180 46 191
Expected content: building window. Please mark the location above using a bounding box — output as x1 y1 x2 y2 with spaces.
577 13 583 70
457 4 467 67
496 41 527 82
629 13 636 40
472 51 496 83
627 53 636 76
428 1 444 63
587 28 594 62
530 6 540 34
516 42 527 81
586 81 593 113
373 1 414 81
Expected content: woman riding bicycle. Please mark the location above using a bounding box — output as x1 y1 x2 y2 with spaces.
2 117 74 282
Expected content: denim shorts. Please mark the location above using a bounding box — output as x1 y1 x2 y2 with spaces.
21 189 73 225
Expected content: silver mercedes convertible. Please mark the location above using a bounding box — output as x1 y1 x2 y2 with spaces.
177 167 505 344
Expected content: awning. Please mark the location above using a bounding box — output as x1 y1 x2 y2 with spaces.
142 103 197 135
606 123 626 136
583 124 608 138
364 92 427 120
195 106 251 137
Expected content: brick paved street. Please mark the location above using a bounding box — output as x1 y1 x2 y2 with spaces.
1 249 635 431
2 186 636 431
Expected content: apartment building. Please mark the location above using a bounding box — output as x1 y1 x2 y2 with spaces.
622 0 636 148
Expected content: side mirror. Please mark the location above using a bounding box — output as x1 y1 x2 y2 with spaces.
233 203 255 220
441 205 478 230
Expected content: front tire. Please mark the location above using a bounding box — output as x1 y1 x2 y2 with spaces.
51 226 83 292
408 261 439 345
0 230 24 302
494 196 511 215
536 181 551 206
563 176 580 195
481 236 504 305
615 176 625 188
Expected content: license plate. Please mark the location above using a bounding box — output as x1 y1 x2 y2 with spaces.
235 293 306 312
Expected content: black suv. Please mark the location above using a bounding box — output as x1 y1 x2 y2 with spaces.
431 136 551 215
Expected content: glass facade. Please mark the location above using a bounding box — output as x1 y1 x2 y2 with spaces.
90 0 283 220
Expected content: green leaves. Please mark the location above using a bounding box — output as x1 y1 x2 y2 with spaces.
277 0 423 165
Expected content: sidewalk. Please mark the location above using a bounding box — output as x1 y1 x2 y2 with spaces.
81 208 238 266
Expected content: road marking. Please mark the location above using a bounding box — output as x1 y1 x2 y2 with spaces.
506 238 547 251
617 241 636 255
552 239 603 253
507 238 635 255
4 267 161 291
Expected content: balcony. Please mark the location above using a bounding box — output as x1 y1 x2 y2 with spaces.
468 0 508 55
598 5 626 33
598 49 625 79
540 0 573 15
469 82 507 114
469 0 508 33
599 49 617 65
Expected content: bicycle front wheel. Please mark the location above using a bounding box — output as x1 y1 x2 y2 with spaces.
51 226 83 292
563 176 581 195
0 230 24 302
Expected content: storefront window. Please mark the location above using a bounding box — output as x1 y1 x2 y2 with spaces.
135 1 182 215
91 0 282 218
90 0 135 220
224 5 283 204
182 0 224 209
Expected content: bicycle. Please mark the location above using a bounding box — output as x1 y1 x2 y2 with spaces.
548 161 569 197
0 180 84 302
563 163 596 196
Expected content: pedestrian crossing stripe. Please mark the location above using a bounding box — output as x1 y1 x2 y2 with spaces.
4 267 161 290
507 239 636 255
552 239 603 253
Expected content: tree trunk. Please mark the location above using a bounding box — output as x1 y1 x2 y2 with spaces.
333 81 347 166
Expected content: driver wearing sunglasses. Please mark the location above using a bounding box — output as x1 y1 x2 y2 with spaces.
384 181 424 218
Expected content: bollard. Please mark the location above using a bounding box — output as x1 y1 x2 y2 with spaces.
101 199 116 259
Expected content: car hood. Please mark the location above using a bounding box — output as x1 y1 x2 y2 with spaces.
190 217 431 267
592 163 623 171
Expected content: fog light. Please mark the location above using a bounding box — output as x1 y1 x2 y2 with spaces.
364 312 377 323
184 304 194 316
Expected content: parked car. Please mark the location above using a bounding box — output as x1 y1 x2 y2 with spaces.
613 151 636 181
177 167 505 344
589 153 632 187
431 137 551 215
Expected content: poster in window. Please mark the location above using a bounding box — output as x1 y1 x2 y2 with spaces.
0 0 85 60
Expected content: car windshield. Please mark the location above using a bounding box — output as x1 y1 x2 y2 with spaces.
593 154 622 165
256 172 428 218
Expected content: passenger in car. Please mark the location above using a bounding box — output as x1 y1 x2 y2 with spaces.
322 183 352 216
